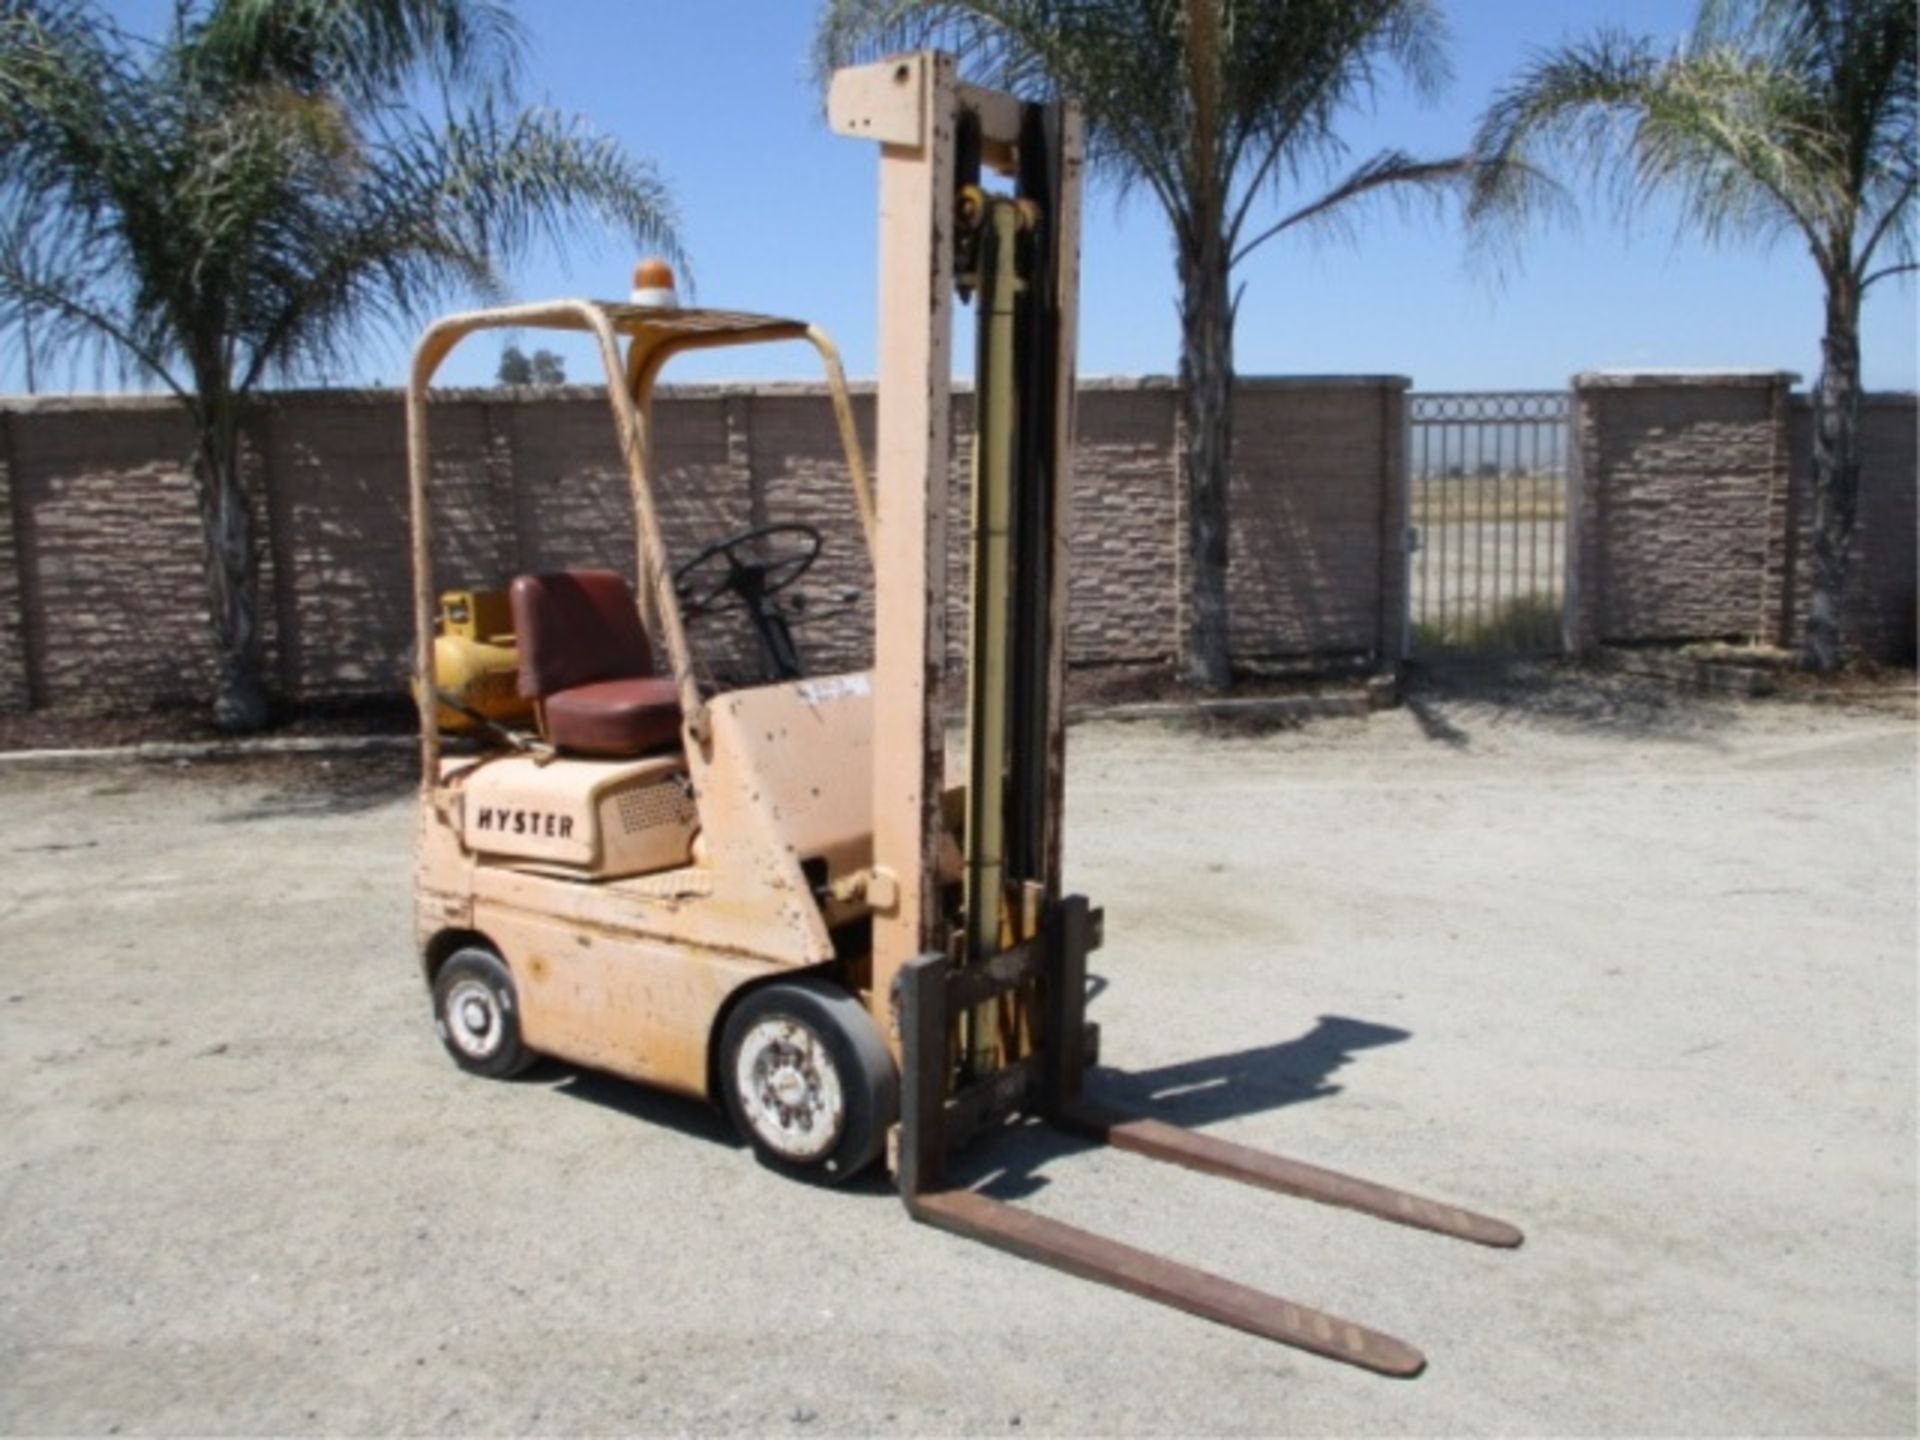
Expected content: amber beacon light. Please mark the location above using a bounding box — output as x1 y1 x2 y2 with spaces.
630 258 679 308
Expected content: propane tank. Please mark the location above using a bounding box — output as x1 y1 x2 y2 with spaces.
415 590 533 732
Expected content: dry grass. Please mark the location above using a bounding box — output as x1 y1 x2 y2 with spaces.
1412 591 1564 655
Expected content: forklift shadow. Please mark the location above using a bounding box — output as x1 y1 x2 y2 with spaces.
537 1064 745 1151
955 1013 1412 1203
537 1063 906 1201
1093 1013 1413 1129
537 1063 917 1201
529 1014 1410 1203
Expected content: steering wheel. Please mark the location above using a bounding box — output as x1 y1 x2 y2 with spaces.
673 522 823 619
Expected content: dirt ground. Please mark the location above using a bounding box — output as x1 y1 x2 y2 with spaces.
1 666 1914 1436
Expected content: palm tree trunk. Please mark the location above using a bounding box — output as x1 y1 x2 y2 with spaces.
1179 239 1235 690
1802 274 1862 672
191 407 270 731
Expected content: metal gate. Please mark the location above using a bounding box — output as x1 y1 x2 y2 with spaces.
1407 391 1571 656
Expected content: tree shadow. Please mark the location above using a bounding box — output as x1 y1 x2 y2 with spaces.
953 1013 1413 1202
207 746 417 821
1404 683 1472 748
1403 656 1747 747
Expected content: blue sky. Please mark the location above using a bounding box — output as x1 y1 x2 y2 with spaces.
27 0 1920 394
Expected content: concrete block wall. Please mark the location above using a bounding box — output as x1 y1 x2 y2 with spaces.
1069 384 1185 663
5 370 1910 717
943 380 1193 673
0 376 1409 714
1228 378 1408 660
0 411 30 711
1786 395 1919 661
1570 372 1917 661
1 397 245 712
1568 372 1796 652
265 391 441 698
744 388 878 677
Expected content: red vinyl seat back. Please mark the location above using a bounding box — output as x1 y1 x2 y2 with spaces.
510 570 656 698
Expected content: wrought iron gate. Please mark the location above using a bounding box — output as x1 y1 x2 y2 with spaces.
1407 391 1571 656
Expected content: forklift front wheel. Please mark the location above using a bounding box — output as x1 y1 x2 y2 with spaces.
432 948 536 1080
719 981 896 1185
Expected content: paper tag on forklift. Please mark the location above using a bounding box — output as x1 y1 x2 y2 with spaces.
795 674 871 707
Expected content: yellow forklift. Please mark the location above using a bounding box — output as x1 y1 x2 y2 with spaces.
407 53 1520 1377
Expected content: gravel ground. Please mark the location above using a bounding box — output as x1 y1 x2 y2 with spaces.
1 668 1914 1436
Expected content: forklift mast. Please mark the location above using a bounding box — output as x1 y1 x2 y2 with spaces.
829 54 1076 989
832 54 1521 1378
831 49 1090 1168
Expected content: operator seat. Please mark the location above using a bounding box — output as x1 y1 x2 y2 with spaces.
509 570 683 757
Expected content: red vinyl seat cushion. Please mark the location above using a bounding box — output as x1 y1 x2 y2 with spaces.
540 677 684 757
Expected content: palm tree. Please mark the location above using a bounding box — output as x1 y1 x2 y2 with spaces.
0 0 681 728
1470 0 1915 670
816 0 1481 690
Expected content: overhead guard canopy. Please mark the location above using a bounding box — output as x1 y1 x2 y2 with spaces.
407 294 874 780
431 300 807 341
412 301 813 387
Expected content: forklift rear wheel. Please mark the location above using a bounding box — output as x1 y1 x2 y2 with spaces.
432 948 536 1079
719 981 896 1185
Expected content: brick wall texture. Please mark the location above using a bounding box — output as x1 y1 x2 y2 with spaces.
1569 372 1917 660
0 376 1410 713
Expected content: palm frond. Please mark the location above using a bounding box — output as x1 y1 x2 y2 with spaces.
1220 0 1451 210
815 0 1468 263
0 0 188 389
1470 0 1916 287
0 212 185 394
230 100 681 390
181 0 523 108
816 0 1192 222
0 0 683 400
1470 32 1670 227
415 100 682 282
1233 148 1478 264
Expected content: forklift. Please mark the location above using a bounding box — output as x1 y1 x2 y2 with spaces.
407 52 1520 1378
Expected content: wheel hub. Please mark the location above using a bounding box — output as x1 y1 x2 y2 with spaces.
445 979 501 1058
769 1066 809 1108
734 1016 846 1163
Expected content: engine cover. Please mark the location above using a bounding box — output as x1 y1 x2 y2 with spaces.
456 752 696 879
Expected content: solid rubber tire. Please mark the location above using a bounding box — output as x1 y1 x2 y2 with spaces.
718 979 897 1185
431 947 536 1080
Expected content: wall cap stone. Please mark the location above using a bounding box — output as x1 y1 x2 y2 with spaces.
16 375 1918 413
1236 375 1411 391
1572 369 1800 389
1790 392 1919 410
0 390 201 415
0 372 1414 414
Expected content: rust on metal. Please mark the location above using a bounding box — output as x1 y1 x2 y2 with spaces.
1060 1103 1524 1249
895 950 951 1199
943 1054 1039 1147
1039 894 1093 1112
911 1188 1427 1378
944 936 1039 1010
